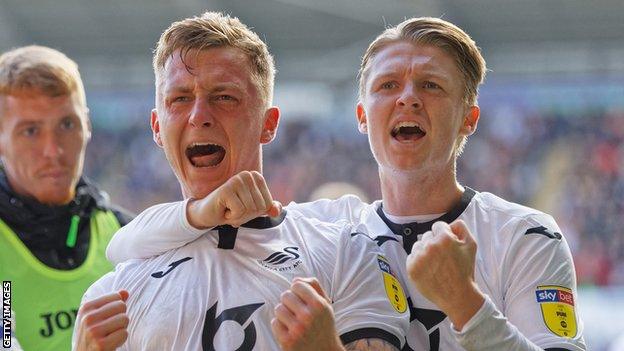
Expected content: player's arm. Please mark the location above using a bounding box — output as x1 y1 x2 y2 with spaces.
271 277 399 351
106 171 280 264
407 219 585 351
331 226 409 349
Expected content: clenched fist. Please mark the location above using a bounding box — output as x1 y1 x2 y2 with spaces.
187 171 282 229
271 277 343 351
74 290 129 351
406 220 485 331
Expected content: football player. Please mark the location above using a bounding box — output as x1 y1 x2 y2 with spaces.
73 12 408 351
104 17 586 351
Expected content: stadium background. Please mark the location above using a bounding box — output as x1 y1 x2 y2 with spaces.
1 0 623 349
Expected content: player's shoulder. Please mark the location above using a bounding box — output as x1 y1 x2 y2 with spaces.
284 210 378 251
471 191 557 228
468 191 567 256
285 194 370 221
285 209 353 236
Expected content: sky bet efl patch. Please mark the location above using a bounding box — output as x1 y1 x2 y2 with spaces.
377 255 407 313
536 285 577 338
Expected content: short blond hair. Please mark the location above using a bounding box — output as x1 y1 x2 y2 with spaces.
0 45 87 108
153 12 275 106
358 17 486 106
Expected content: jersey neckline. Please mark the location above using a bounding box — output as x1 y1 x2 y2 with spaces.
213 210 288 249
376 187 477 253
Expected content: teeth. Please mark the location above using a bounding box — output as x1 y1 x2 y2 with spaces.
392 121 423 134
188 142 221 148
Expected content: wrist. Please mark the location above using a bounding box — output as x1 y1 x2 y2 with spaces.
186 198 214 229
443 282 485 331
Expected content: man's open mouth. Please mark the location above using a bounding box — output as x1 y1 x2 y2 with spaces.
185 143 226 167
391 121 426 142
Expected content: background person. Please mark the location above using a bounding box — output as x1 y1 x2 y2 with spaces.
0 45 133 351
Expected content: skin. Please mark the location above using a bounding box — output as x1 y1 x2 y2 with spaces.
151 47 279 200
158 47 391 349
357 41 479 216
357 41 483 330
272 278 398 351
0 91 90 205
75 290 129 351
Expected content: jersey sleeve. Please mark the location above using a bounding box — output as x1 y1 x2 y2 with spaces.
503 214 586 350
285 195 367 224
106 199 206 264
454 214 586 351
329 226 409 349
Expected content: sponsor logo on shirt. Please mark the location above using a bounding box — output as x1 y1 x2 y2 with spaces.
258 247 302 272
151 256 193 278
535 285 577 338
377 255 407 314
203 301 264 350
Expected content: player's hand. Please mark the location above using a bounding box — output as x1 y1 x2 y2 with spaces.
271 277 344 351
406 220 484 331
74 290 130 351
187 171 282 229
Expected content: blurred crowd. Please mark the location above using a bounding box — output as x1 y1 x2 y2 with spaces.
84 104 624 287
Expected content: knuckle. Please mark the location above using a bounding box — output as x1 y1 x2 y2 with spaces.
290 321 307 338
83 312 99 327
281 290 292 301
298 308 314 324
120 314 130 327
308 298 325 312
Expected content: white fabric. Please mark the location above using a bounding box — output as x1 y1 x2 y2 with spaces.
106 191 586 350
85 210 408 350
382 210 445 224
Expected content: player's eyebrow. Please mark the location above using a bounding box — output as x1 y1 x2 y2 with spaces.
165 86 193 95
14 120 43 128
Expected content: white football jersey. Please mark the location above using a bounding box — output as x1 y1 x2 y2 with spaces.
80 210 408 350
106 188 586 351
288 188 586 351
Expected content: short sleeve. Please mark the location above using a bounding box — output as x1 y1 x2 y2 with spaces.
502 214 586 350
329 226 409 349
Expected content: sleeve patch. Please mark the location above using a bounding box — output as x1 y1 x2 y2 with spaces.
535 285 577 338
377 255 407 314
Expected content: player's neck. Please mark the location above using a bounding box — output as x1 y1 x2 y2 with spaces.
379 166 463 216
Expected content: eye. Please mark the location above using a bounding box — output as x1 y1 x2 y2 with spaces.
60 118 76 130
21 126 38 137
214 95 237 102
423 81 440 89
172 96 191 103
380 81 398 90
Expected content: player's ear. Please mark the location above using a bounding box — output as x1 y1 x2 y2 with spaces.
460 105 480 136
151 109 163 147
260 106 280 144
356 102 368 134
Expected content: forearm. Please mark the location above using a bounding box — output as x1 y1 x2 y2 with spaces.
344 338 399 351
106 199 205 263
453 297 556 351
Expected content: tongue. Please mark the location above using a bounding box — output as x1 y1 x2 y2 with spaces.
395 127 425 142
191 150 225 167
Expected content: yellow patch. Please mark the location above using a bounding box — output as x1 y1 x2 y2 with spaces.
377 255 407 313
536 285 577 338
